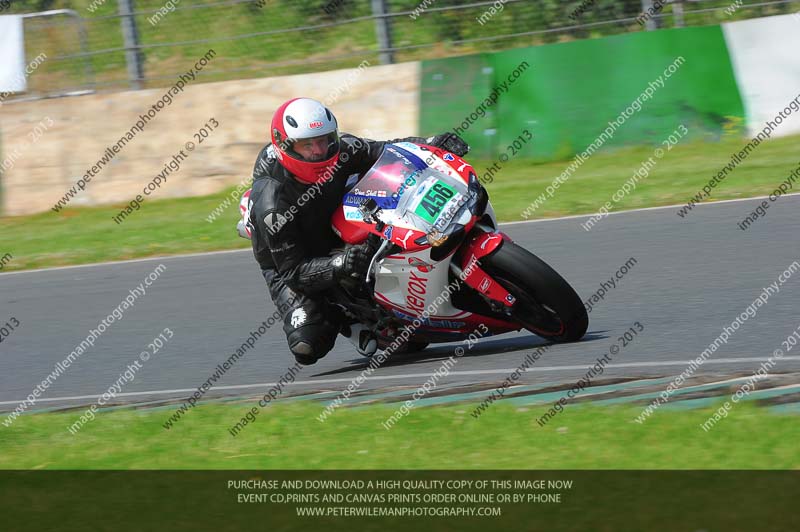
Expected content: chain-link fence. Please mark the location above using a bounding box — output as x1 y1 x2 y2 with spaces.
3 0 799 99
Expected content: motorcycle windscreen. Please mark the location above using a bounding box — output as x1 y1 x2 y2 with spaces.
344 145 425 211
343 144 470 233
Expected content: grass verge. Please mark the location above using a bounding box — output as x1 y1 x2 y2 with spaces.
1 133 798 271
1 401 798 469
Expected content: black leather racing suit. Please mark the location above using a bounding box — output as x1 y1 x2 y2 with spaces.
249 133 428 365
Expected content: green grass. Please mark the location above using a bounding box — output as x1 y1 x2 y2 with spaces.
12 0 789 94
2 133 798 272
10 0 720 92
1 401 798 469
0 191 251 271
485 130 800 221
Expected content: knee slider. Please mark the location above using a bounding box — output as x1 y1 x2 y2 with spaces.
290 340 314 356
290 341 318 365
288 322 336 363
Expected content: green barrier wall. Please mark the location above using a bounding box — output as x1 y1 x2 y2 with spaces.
420 26 746 161
419 54 495 157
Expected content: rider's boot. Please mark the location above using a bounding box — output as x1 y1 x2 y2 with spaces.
341 322 378 356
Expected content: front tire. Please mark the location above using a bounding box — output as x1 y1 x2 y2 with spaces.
481 242 588 342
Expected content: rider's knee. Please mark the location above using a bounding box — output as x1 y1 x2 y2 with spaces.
287 322 337 365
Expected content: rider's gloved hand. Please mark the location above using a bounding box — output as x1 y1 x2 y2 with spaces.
428 132 470 157
333 243 375 280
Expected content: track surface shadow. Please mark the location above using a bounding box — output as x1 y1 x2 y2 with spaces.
312 329 610 377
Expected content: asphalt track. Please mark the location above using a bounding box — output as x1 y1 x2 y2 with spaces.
2 194 800 412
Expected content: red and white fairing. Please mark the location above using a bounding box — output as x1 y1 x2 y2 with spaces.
332 142 517 337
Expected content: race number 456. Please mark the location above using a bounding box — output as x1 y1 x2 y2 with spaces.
415 181 456 223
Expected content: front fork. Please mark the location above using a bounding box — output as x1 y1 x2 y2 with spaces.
451 224 517 311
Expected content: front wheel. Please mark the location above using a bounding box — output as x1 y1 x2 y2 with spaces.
481 242 588 342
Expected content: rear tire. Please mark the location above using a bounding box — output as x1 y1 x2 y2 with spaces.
481 242 588 342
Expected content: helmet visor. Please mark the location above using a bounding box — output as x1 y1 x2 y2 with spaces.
284 132 339 162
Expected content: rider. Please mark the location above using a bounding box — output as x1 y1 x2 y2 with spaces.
248 97 469 366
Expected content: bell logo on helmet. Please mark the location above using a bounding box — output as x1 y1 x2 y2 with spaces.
309 121 324 129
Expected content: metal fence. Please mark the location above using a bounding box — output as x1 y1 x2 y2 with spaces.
3 0 799 100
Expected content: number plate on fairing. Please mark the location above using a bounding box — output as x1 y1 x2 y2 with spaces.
413 180 459 224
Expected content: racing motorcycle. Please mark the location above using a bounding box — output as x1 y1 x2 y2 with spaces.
237 142 588 355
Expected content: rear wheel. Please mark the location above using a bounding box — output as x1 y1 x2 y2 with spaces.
481 242 588 342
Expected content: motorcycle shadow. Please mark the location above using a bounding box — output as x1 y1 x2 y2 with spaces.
315 330 609 376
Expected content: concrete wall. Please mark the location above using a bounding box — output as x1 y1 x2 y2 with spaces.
0 61 420 216
722 13 800 138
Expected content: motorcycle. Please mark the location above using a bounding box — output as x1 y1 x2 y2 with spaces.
238 142 588 355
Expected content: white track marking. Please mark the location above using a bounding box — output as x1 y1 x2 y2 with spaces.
5 194 799 276
500 191 800 225
2 356 799 408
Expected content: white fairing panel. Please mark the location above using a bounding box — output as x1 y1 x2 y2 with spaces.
374 248 466 322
